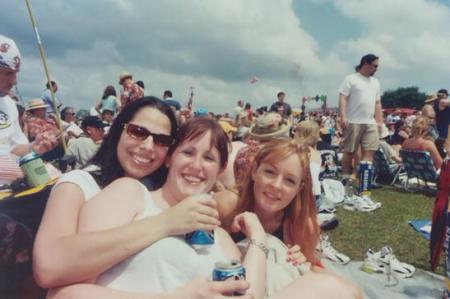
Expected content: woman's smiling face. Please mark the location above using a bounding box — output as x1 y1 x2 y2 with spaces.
252 153 302 215
165 130 223 201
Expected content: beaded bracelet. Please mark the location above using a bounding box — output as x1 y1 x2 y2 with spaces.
249 238 269 258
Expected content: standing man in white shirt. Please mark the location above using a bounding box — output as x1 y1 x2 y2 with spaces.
338 53 383 184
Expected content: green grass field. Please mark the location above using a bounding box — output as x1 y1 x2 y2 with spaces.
327 186 442 273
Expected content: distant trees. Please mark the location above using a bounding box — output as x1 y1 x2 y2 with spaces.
381 86 426 109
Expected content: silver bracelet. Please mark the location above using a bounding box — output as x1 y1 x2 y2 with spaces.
248 238 268 258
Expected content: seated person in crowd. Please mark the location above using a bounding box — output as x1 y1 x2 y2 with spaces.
23 99 60 145
67 116 105 168
234 112 290 186
389 120 409 153
60 106 83 139
401 116 442 170
378 123 402 163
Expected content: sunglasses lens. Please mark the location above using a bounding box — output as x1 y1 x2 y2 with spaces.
153 135 172 147
126 123 172 146
127 124 149 140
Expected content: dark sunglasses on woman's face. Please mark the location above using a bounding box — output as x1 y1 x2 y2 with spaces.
124 123 172 147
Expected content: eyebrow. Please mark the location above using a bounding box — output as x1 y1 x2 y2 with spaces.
264 163 300 180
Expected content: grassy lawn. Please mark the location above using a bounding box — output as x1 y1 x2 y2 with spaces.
327 186 442 273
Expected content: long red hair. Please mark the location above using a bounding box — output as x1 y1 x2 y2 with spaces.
232 138 320 263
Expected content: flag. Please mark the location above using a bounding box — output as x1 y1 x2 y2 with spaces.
249 76 259 84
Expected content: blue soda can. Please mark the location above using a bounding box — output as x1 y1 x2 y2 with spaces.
185 230 214 250
185 193 215 250
358 161 373 195
213 260 246 296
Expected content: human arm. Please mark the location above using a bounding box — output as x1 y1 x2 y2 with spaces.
338 93 348 129
398 129 409 141
374 99 383 124
47 278 253 299
33 177 221 288
424 140 443 170
439 98 450 110
229 212 267 299
11 130 59 156
213 189 240 231
95 98 103 115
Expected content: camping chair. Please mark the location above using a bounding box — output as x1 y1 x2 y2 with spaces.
0 182 55 299
373 148 404 185
399 150 439 192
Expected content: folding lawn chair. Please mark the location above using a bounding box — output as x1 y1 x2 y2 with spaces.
373 148 404 185
399 150 439 192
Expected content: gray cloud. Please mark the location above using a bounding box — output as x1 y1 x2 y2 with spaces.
2 0 450 114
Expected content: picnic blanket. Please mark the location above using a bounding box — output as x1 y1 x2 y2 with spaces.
322 259 444 299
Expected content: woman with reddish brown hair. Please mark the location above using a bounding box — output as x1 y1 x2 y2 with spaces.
225 138 319 263
216 138 362 298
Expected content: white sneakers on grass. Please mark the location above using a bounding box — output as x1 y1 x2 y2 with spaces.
316 235 351 265
342 194 381 212
361 246 415 278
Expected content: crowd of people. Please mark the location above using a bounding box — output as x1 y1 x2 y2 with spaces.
1 32 450 299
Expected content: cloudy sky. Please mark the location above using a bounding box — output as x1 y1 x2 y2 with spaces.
2 0 450 113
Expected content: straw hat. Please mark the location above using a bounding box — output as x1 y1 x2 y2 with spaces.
248 112 289 139
424 95 436 104
118 71 132 84
27 98 48 111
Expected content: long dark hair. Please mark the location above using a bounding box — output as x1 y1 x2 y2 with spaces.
102 85 117 99
90 96 177 188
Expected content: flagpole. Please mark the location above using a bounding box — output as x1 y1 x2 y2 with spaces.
24 0 67 153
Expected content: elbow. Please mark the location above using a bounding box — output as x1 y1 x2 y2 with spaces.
33 255 64 289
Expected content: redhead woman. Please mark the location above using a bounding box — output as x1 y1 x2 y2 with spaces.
216 138 363 298
33 98 243 298
47 118 262 299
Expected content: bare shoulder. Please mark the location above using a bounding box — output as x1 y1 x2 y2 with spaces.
85 177 146 215
423 139 437 150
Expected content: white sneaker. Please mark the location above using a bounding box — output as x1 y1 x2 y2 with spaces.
361 246 415 278
317 235 350 265
361 195 382 209
342 195 377 212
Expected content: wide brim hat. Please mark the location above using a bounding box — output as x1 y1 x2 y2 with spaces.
119 71 132 84
248 112 290 140
27 98 48 111
424 95 436 104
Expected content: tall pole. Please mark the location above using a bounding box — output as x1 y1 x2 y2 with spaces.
24 0 67 153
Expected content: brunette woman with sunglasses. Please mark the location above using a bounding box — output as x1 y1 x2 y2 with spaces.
33 97 246 298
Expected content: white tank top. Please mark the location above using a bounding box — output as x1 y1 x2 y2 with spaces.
96 183 228 292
